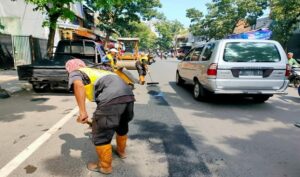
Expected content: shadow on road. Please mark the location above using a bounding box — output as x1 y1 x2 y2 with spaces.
128 85 212 177
42 133 94 177
168 81 300 124
161 81 300 176
0 91 57 122
130 119 211 177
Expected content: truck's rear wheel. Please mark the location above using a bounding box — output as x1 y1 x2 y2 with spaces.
32 83 48 93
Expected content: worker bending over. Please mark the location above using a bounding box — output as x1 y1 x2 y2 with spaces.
65 59 135 174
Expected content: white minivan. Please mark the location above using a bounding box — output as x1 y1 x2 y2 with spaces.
176 39 290 103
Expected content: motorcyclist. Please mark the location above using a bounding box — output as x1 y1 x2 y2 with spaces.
288 52 300 86
288 52 299 67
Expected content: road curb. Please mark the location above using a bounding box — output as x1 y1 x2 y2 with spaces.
0 88 10 99
0 83 31 99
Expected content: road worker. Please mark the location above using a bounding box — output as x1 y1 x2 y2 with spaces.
136 52 149 85
65 59 135 174
102 48 118 70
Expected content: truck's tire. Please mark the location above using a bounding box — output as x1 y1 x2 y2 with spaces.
32 83 48 93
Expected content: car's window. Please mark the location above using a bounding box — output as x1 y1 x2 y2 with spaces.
183 49 194 61
201 43 215 61
191 47 204 61
223 42 281 62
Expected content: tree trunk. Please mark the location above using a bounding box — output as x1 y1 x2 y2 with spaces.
47 27 56 57
47 15 59 57
104 31 112 49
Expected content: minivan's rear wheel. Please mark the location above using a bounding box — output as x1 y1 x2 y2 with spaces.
176 72 184 86
193 80 210 101
252 95 271 103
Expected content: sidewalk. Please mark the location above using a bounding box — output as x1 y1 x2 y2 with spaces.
0 70 30 98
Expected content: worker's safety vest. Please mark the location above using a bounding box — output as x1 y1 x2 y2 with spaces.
78 67 116 102
106 54 115 67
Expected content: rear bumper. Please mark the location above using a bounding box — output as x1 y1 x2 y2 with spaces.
213 90 288 95
206 79 289 95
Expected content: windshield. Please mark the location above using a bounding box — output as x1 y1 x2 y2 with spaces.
223 42 281 62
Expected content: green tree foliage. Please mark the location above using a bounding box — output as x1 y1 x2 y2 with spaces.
122 21 157 51
155 20 184 50
0 21 4 31
270 0 300 49
25 0 78 54
91 0 161 46
187 0 268 40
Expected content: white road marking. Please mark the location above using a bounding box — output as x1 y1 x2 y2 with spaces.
0 107 79 177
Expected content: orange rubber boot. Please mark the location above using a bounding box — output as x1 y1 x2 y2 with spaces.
87 144 112 174
116 134 127 159
139 75 145 85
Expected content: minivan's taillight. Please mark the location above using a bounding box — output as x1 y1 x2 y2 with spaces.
285 64 291 77
207 63 218 76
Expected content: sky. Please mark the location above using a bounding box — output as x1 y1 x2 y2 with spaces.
158 0 212 27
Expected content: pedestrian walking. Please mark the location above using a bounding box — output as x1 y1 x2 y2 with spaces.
65 59 135 174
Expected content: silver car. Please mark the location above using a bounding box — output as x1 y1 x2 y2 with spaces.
176 39 290 102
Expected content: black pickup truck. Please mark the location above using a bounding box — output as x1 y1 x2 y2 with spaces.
18 40 104 91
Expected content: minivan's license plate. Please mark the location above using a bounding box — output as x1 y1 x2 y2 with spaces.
239 70 263 76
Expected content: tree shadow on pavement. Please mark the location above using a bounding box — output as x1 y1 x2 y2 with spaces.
128 84 212 177
161 82 300 176
167 81 300 125
0 91 57 122
130 119 211 177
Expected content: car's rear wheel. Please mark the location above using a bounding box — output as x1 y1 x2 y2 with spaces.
176 72 184 86
252 95 271 103
193 80 211 101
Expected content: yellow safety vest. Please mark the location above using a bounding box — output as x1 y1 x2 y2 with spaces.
78 67 116 102
139 56 148 63
106 54 115 68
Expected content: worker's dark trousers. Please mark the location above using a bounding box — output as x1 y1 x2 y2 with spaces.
92 102 134 146
135 62 146 76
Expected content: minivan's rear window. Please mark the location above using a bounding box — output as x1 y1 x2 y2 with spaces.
223 42 281 62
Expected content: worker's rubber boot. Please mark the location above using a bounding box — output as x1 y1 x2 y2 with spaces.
116 134 127 159
87 144 112 174
139 76 145 85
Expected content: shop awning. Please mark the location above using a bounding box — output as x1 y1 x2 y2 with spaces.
74 28 96 40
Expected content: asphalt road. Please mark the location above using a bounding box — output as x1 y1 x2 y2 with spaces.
0 58 300 177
